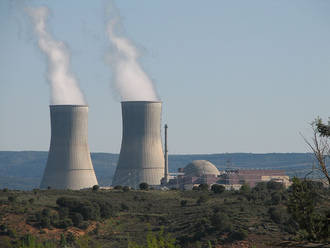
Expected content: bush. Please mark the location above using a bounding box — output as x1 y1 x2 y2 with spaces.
180 200 187 207
267 181 284 191
56 197 114 223
40 216 51 228
92 185 100 191
28 198 34 204
268 207 283 224
254 182 267 192
114 185 123 190
192 186 199 191
58 207 69 219
198 184 209 191
121 203 129 211
97 200 114 218
8 195 16 203
228 229 248 241
56 218 73 228
197 195 209 205
287 178 328 241
139 182 149 190
71 213 83 227
123 186 130 192
211 213 232 233
271 192 281 205
240 184 251 195
42 208 51 217
211 184 225 194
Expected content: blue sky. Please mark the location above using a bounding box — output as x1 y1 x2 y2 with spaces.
1 0 330 154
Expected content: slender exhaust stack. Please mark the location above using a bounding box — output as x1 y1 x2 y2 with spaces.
164 124 169 183
112 101 165 188
40 105 98 190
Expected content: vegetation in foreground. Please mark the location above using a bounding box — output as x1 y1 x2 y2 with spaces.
0 180 329 248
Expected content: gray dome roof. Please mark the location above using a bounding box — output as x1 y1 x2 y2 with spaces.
184 160 220 177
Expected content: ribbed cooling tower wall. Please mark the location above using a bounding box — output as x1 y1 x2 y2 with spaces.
40 105 98 190
112 101 165 188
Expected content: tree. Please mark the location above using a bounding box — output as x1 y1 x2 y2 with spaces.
301 118 330 186
198 183 209 191
139 182 149 190
239 183 250 195
211 184 225 194
71 213 83 227
287 178 328 241
123 186 130 192
92 185 100 191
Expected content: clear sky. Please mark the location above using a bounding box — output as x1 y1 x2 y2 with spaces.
1 0 330 154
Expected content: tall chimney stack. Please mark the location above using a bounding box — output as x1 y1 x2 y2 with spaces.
112 101 165 188
40 105 98 190
164 124 169 183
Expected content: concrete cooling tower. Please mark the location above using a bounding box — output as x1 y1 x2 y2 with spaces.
40 105 98 190
112 101 165 188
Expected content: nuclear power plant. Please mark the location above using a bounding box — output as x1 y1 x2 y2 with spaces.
40 105 98 190
112 101 165 188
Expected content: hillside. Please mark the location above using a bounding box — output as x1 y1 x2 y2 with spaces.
0 182 328 248
0 151 315 190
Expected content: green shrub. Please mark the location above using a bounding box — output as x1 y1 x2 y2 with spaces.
287 178 329 241
198 184 209 191
139 182 149 190
56 218 73 228
92 185 100 191
40 216 51 228
8 195 16 203
58 207 69 219
180 200 187 207
239 184 250 195
192 186 199 191
128 228 180 248
211 184 225 194
42 208 51 217
123 186 130 192
211 212 232 233
114 185 123 190
121 203 129 211
197 195 209 205
268 207 283 224
227 229 247 241
267 181 284 191
271 192 281 205
71 213 83 227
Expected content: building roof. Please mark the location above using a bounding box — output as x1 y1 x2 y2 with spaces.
184 160 220 177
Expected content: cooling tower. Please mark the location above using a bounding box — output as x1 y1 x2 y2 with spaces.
112 101 165 188
40 105 98 190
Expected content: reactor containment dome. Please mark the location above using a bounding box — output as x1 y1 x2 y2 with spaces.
112 101 165 188
184 160 220 177
40 105 98 190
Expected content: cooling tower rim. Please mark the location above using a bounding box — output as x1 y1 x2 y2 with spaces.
121 101 162 104
49 104 88 107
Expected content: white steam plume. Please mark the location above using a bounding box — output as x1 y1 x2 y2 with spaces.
106 15 159 101
27 7 86 105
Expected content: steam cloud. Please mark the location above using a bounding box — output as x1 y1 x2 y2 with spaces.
106 16 159 101
27 7 86 105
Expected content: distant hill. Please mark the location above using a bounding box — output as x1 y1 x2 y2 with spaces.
0 151 315 190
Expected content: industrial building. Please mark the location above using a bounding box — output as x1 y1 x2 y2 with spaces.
165 160 290 190
40 105 98 190
217 169 291 188
112 101 165 188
